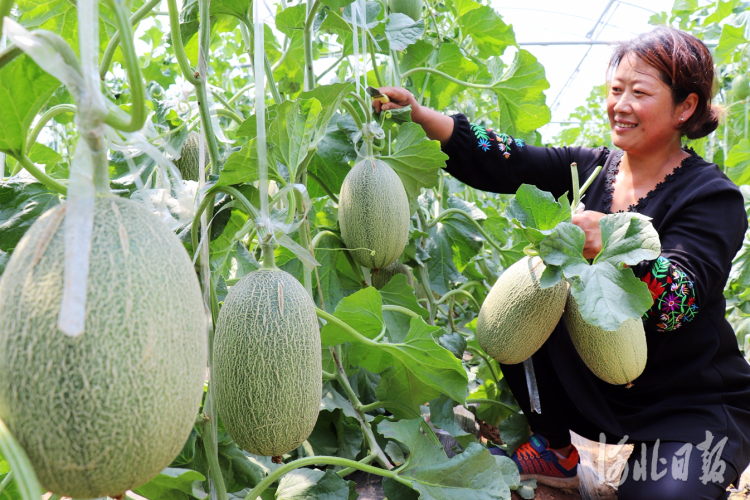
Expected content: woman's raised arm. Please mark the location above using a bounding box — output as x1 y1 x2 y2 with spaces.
372 87 454 145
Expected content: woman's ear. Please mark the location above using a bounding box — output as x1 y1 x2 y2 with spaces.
677 92 699 122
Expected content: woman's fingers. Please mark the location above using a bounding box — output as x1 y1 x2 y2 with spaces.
571 211 605 259
371 87 415 111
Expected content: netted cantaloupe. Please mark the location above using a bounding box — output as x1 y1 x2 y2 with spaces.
0 197 207 499
339 158 410 270
564 292 647 386
389 0 423 21
213 269 321 457
174 131 209 181
476 256 567 364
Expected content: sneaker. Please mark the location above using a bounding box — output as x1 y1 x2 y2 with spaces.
490 434 579 489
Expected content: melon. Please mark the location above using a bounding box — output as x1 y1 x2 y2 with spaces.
733 75 750 101
338 158 410 270
389 0 423 21
0 196 207 499
213 269 321 457
174 131 208 181
476 256 567 364
564 292 647 386
371 262 414 289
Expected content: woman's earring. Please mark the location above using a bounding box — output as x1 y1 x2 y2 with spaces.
680 117 684 121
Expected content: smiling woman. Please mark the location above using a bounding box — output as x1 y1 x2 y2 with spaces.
374 26 750 500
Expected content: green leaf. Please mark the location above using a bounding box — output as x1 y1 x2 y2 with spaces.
320 286 385 346
428 42 479 110
269 98 323 181
341 1 382 29
726 139 750 185
449 0 481 18
308 119 356 199
457 5 515 59
425 221 467 295
275 4 307 37
703 0 739 25
313 233 347 313
496 413 530 455
355 318 468 404
0 173 61 254
378 418 446 472
429 395 471 440
217 139 282 187
209 0 253 20
27 143 62 168
0 54 60 156
376 122 449 211
380 273 430 343
406 443 513 500
17 0 116 60
715 23 747 65
567 261 654 331
133 468 208 500
275 469 353 500
385 13 425 51
321 382 359 420
538 222 588 271
594 213 661 266
506 184 571 246
492 50 551 137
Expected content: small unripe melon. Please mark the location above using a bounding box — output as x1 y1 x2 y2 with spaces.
733 75 750 101
476 256 567 364
389 0 423 21
0 197 207 499
339 158 410 270
564 292 647 386
371 262 414 289
213 269 322 457
174 131 209 181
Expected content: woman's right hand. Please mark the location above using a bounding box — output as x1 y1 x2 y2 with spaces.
371 87 419 117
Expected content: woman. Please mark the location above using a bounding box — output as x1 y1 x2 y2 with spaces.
373 27 750 499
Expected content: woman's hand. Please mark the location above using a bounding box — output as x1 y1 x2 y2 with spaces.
370 86 454 144
571 211 605 259
371 86 419 116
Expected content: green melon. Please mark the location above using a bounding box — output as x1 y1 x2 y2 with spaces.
476 256 567 364
371 262 414 289
0 197 207 499
389 0 423 21
733 75 750 101
338 158 410 270
564 292 647 386
213 269 321 457
174 131 209 181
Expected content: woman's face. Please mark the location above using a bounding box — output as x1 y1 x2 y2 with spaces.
606 53 684 153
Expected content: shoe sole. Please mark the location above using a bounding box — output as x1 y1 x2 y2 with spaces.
520 473 579 489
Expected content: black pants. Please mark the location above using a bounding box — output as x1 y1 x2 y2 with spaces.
500 341 739 499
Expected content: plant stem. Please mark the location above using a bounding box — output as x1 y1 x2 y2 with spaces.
382 304 420 318
0 0 13 38
201 410 229 500
337 453 378 478
436 288 480 311
341 100 364 130
167 0 198 85
316 309 377 346
307 171 339 203
417 265 437 325
101 0 147 132
0 44 21 71
244 454 408 500
0 418 43 500
571 162 580 210
400 67 490 89
578 165 602 200
390 49 402 85
14 154 67 195
99 0 161 78
328 345 394 470
228 83 254 106
466 347 500 386
427 208 504 252
0 471 13 497
191 185 261 256
322 369 336 380
216 108 244 125
349 91 372 124
310 231 366 285
317 52 346 84
26 104 77 151
465 398 519 413
358 401 387 412
240 17 283 105
368 36 384 88
303 0 322 91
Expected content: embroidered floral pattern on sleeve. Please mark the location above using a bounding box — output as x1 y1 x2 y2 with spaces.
469 122 525 158
641 256 698 332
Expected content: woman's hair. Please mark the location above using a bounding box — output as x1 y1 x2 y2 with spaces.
608 27 719 140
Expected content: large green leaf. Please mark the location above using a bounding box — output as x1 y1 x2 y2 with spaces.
376 122 448 211
133 468 208 500
715 23 747 65
379 273 430 342
275 3 307 38
308 117 357 199
217 139 283 186
0 54 60 156
457 5 515 59
275 469 354 500
320 286 385 345
428 42 479 110
424 221 467 296
492 50 551 138
0 174 61 255
385 13 425 51
505 184 571 246
726 139 750 185
16 0 116 58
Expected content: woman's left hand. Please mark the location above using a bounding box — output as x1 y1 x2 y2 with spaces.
571 211 605 259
